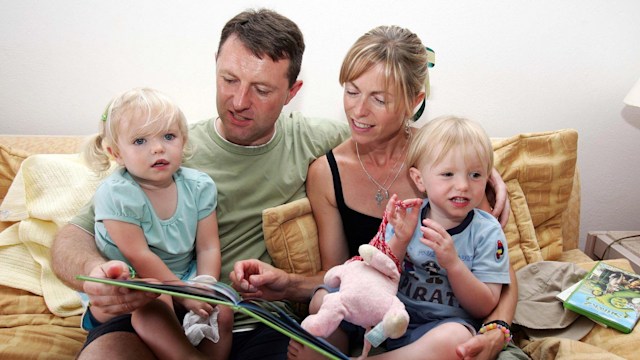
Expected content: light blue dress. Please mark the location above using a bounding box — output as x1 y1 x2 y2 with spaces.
94 167 217 279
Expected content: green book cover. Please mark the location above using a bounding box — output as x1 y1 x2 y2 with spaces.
77 275 348 360
563 262 640 333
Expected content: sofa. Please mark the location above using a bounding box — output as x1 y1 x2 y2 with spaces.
0 129 638 360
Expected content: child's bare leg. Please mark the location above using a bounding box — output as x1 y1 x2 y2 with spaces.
288 289 350 360
132 295 206 360
197 305 234 360
369 322 473 360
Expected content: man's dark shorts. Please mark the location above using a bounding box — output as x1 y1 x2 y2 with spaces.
81 307 289 360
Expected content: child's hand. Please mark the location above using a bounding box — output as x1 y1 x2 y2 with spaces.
385 194 423 243
420 218 459 269
178 297 215 318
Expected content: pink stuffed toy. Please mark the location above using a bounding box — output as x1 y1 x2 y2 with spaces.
301 243 409 359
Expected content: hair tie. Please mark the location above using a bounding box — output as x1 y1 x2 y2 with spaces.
411 46 435 121
101 101 113 122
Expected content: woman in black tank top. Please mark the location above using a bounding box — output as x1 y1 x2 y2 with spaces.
326 150 382 257
297 24 514 360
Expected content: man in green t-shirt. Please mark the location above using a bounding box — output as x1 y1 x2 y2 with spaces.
52 9 348 360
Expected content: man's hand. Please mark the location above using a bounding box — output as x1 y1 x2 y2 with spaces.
229 259 291 301
83 260 158 323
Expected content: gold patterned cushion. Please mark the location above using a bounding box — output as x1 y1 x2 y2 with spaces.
262 129 579 275
262 197 321 275
499 179 543 270
492 129 578 268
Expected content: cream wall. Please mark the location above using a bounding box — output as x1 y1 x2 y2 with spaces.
1 0 639 248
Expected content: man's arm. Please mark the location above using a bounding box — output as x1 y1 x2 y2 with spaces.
52 223 159 323
229 259 325 303
51 224 107 291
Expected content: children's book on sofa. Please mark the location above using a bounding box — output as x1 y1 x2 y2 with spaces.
77 275 348 360
563 261 640 333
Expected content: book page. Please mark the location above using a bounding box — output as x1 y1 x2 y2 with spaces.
76 275 349 360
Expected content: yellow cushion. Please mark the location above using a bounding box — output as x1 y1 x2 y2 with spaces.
500 179 543 270
262 197 321 276
0 153 112 316
492 129 578 267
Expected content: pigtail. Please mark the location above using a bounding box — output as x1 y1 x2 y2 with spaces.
82 132 112 174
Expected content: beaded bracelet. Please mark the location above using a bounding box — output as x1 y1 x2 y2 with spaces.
478 321 512 350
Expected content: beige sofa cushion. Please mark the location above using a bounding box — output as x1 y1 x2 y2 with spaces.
0 135 84 214
492 129 578 268
263 197 320 275
0 144 30 205
263 129 578 274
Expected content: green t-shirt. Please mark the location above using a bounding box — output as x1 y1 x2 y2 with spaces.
72 112 349 325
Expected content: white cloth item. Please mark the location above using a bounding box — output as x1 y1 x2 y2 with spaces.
183 307 220 345
182 275 221 346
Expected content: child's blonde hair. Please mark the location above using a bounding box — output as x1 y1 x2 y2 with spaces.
83 87 190 173
407 115 494 174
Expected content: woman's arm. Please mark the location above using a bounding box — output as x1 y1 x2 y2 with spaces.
486 168 510 227
307 156 351 272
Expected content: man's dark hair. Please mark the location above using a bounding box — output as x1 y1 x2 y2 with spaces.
218 8 305 87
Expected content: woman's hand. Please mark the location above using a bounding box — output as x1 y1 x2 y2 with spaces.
487 168 511 228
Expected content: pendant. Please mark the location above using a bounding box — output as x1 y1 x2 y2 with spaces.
375 190 384 206
375 189 389 206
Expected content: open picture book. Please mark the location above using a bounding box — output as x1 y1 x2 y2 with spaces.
561 261 640 333
77 275 349 360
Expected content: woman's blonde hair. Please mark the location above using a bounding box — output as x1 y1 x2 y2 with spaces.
339 25 430 120
83 87 190 173
407 115 494 174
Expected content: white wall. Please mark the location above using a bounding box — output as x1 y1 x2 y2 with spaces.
1 0 639 249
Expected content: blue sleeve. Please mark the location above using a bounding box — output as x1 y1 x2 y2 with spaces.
471 216 511 284
193 171 217 221
94 176 146 227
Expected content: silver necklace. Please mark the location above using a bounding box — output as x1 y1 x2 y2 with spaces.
356 139 408 206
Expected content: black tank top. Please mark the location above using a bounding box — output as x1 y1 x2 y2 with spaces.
327 150 382 257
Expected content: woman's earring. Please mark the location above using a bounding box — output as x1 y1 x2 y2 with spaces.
404 120 411 138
